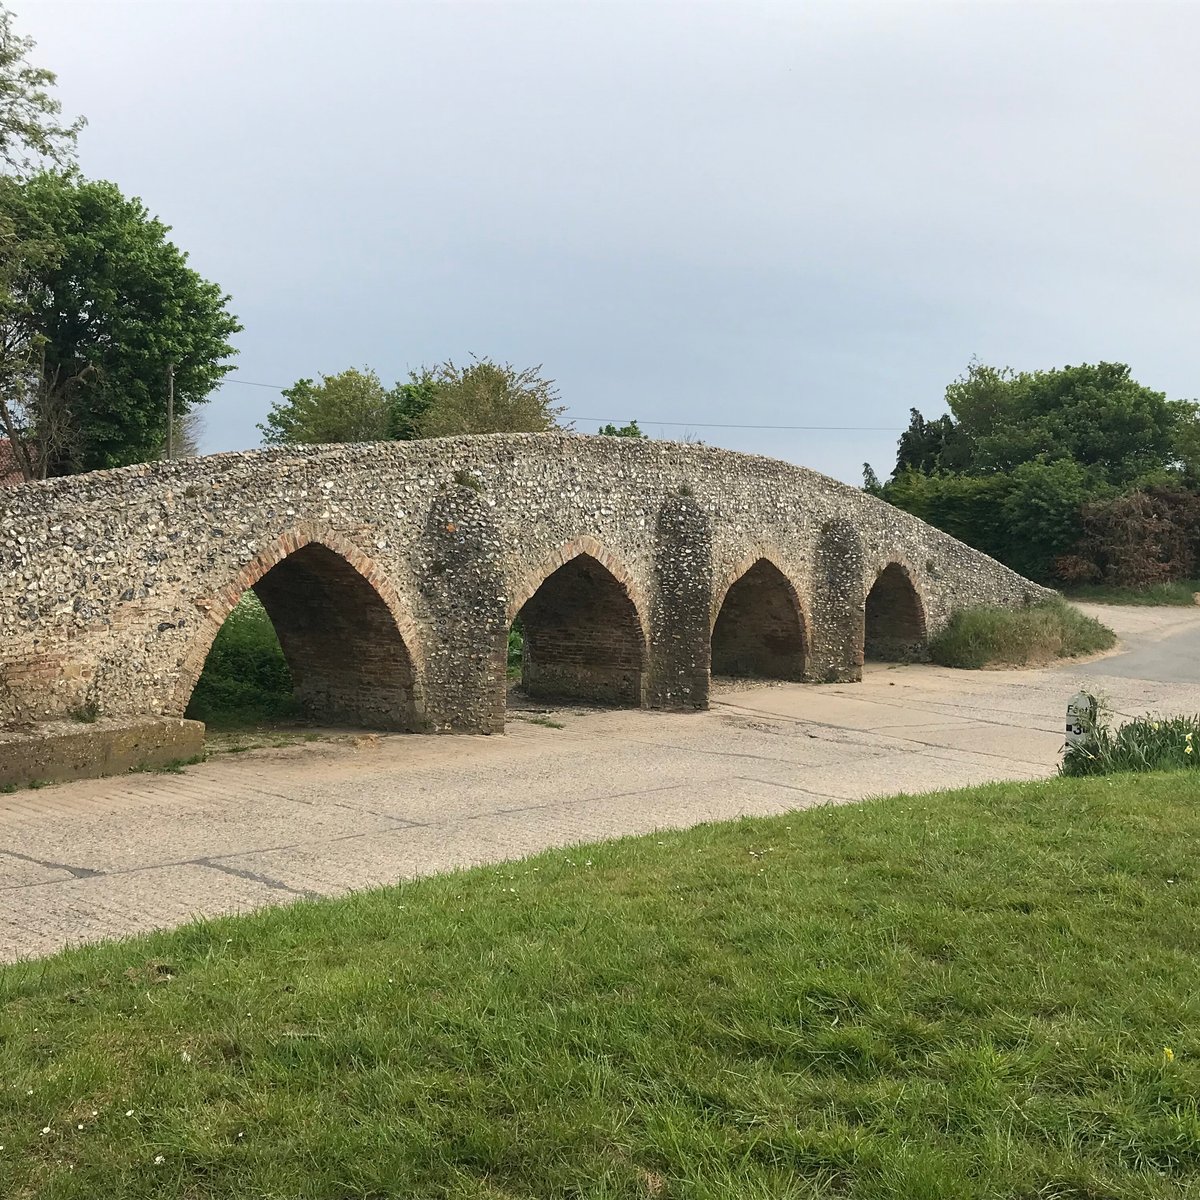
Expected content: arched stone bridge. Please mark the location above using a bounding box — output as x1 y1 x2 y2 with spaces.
0 434 1046 745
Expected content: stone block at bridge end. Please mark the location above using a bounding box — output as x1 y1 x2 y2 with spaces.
0 717 205 789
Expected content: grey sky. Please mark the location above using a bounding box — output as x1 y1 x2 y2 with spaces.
24 0 1200 484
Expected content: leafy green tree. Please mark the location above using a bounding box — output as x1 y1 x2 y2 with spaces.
1172 401 1200 485
0 5 82 174
880 469 1014 565
261 359 566 447
1001 458 1099 581
893 408 973 475
259 368 393 446
598 420 646 438
388 370 438 440
0 5 85 479
945 360 1181 487
414 357 566 438
0 173 240 476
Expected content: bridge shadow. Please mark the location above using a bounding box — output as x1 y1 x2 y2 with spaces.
185 542 421 732
710 558 808 681
507 552 646 711
864 562 928 662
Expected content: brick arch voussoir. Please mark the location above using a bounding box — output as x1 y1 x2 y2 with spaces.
710 546 812 651
170 521 425 716
505 535 651 648
864 554 929 636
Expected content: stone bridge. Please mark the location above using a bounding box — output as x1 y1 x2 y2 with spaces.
0 434 1046 773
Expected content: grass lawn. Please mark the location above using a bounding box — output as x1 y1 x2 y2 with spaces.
1064 580 1200 607
4 772 1200 1198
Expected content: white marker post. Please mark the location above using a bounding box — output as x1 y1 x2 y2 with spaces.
1065 690 1098 750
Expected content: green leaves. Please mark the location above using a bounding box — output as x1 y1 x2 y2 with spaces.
259 369 394 446
946 360 1181 488
0 172 240 474
880 361 1194 583
260 358 567 446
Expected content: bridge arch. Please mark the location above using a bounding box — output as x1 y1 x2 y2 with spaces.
864 560 928 662
174 524 425 730
506 536 648 707
710 551 809 680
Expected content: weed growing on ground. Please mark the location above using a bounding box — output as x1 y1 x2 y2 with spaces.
511 713 565 729
930 597 1115 668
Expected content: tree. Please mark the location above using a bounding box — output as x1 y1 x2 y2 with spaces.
0 5 82 174
259 368 392 446
260 357 567 448
168 407 205 459
0 4 85 479
414 357 566 438
944 360 1181 487
1000 458 1098 581
0 173 240 476
893 408 973 475
598 420 646 438
388 370 438 440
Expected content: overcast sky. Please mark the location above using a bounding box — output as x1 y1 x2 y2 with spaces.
22 0 1200 484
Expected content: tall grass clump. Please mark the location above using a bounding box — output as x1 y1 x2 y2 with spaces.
930 597 1115 669
1063 711 1200 777
185 593 301 727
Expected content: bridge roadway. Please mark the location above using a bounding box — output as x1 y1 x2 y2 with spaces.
2 603 1196 963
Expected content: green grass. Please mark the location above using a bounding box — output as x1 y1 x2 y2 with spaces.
507 621 524 680
184 593 301 729
1064 713 1200 777
5 772 1200 1198
930 597 1117 669
1064 580 1200 607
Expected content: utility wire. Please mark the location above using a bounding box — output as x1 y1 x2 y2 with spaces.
217 374 904 432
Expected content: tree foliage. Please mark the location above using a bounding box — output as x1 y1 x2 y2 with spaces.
0 5 82 175
0 173 240 475
598 420 646 438
259 368 392 447
945 360 1183 487
894 408 972 475
415 358 566 438
871 360 1198 584
261 358 567 446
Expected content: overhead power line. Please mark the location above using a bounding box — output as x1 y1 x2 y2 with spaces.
217 374 903 433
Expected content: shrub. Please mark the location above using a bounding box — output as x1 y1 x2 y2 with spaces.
881 470 1014 565
1064 578 1200 606
1062 486 1200 588
1063 712 1200 776
930 598 1115 669
185 594 300 727
507 621 524 678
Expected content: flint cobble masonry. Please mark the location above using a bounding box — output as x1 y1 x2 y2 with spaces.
0 433 1050 763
